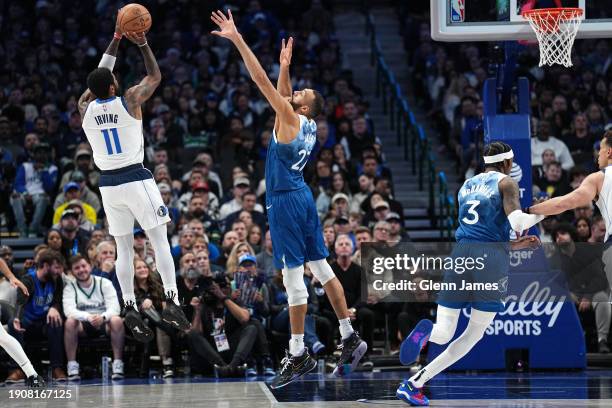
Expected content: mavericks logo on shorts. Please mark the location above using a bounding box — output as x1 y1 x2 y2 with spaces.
157 205 168 217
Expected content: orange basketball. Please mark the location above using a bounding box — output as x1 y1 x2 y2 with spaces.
118 4 152 34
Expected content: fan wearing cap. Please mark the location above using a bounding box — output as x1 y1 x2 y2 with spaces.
386 212 410 243
54 170 101 213
52 183 97 228
219 177 263 220
10 142 58 237
59 147 100 190
396 141 542 404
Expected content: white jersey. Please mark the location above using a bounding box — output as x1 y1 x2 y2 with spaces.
62 276 121 322
596 166 612 242
82 96 144 171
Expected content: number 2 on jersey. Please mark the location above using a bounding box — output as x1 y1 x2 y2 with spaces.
291 149 310 172
462 200 480 225
101 128 122 155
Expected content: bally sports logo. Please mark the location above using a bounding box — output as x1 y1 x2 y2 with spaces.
463 281 566 336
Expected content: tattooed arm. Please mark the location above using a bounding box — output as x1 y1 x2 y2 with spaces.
123 31 161 119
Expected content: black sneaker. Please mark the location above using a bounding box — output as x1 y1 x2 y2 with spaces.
123 301 154 343
270 349 317 389
599 340 610 354
333 331 368 377
25 375 45 388
162 292 191 331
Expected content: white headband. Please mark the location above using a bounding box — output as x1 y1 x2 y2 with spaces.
483 150 514 164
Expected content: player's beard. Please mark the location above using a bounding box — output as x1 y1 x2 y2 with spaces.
289 95 300 112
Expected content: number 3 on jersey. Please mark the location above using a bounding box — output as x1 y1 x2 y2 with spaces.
101 128 122 155
462 200 480 225
291 149 310 172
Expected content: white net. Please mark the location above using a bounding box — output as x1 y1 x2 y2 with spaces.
523 8 583 67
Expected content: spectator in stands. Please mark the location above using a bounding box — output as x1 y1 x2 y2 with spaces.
216 230 239 268
247 224 263 253
53 170 101 214
350 174 374 214
373 221 391 243
91 241 121 300
57 208 91 258
133 228 156 269
219 177 262 220
45 229 66 261
589 216 606 243
171 229 195 268
537 161 570 198
53 198 96 231
565 113 594 165
224 190 266 232
387 212 409 243
226 242 255 278
6 250 66 383
231 220 248 244
351 226 372 266
134 258 176 379
575 217 591 242
533 148 557 183
553 224 610 353
531 120 575 170
63 255 124 380
256 230 275 280
59 147 99 190
10 143 58 237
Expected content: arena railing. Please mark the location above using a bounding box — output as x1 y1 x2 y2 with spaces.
365 12 454 238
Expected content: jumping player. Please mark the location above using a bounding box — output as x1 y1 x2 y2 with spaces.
0 258 44 387
210 10 367 388
396 142 541 406
78 19 190 342
529 130 612 288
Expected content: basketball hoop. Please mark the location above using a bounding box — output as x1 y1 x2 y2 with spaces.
522 8 583 67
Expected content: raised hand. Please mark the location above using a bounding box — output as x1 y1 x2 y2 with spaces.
124 31 147 46
210 9 239 41
279 37 293 66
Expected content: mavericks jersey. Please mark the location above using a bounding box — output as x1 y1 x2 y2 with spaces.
596 166 612 242
82 96 144 171
23 269 56 324
265 114 317 195
455 171 511 242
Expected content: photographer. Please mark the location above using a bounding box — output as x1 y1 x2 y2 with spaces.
182 273 259 377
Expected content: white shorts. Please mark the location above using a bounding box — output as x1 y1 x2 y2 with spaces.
100 178 170 236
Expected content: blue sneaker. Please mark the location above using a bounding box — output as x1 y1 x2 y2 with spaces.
400 319 433 366
396 380 429 406
246 366 258 377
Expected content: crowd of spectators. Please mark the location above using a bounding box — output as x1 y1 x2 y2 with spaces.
399 3 612 352
0 0 415 380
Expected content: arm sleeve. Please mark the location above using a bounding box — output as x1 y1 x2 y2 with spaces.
507 210 545 233
101 279 121 320
63 282 91 321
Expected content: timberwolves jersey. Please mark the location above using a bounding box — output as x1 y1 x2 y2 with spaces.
265 114 317 195
455 171 511 242
82 96 143 171
23 269 56 324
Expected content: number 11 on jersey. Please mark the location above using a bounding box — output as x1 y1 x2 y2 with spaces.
102 128 122 155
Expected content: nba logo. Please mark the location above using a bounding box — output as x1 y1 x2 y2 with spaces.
451 0 465 22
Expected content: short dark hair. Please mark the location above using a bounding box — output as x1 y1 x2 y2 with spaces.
310 90 324 118
87 68 114 99
37 249 64 268
68 254 88 269
553 222 577 243
483 141 513 171
603 130 612 149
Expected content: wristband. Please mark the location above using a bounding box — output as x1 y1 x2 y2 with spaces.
98 53 117 70
138 41 148 48
523 207 531 214
113 32 122 40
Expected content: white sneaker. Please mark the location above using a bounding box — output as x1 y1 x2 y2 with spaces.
67 361 80 381
111 360 124 380
162 358 174 378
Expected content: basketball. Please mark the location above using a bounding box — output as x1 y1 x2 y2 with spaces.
118 3 151 34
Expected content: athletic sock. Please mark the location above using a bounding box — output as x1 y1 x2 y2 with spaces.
289 334 305 357
339 317 354 340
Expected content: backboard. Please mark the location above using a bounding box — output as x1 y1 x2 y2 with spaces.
432 0 612 42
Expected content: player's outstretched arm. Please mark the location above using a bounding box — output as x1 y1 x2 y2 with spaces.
79 14 123 120
124 31 161 115
211 10 299 132
529 172 601 216
277 37 293 97
499 176 544 236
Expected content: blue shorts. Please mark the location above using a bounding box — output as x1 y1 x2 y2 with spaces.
436 242 510 313
267 186 329 269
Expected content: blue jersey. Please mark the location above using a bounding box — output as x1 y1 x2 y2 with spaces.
23 269 56 324
455 171 511 242
265 115 317 196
